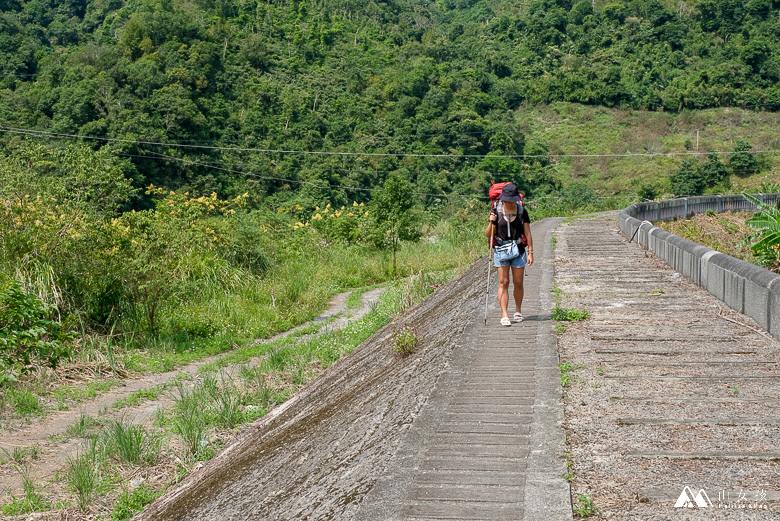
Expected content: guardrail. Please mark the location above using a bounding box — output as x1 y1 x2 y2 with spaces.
618 194 780 341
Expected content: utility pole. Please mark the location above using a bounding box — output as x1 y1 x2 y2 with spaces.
696 130 699 153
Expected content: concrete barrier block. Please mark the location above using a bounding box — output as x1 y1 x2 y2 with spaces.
769 282 780 341
666 235 705 276
700 251 720 290
622 214 641 240
744 278 771 330
722 269 745 313
738 264 780 331
707 255 767 316
707 263 726 301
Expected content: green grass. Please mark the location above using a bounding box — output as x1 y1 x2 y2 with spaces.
52 379 120 408
102 419 161 466
0 445 42 465
551 306 590 322
153 268 450 468
66 443 102 511
64 414 104 439
169 382 208 461
56 217 486 382
8 388 42 416
112 484 163 521
0 466 52 515
111 386 165 410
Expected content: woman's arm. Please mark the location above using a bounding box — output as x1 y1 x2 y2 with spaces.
485 211 498 238
524 221 534 266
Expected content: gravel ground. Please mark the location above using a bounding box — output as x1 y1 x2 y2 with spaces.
555 213 780 520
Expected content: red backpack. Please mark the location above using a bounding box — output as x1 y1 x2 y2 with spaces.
488 180 526 247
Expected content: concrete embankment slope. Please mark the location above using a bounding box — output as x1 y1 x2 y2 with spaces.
138 218 570 521
555 213 780 520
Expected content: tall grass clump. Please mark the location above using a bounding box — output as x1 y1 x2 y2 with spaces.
66 440 102 511
170 382 208 460
102 419 160 466
201 372 244 429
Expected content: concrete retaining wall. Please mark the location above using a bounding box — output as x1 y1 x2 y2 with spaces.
618 194 780 341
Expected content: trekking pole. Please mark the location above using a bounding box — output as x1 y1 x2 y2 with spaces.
484 215 495 325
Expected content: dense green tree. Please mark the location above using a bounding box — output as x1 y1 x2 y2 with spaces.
730 140 759 178
699 153 730 189
370 172 423 276
670 158 704 197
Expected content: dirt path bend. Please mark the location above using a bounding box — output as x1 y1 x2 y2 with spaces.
138 218 571 521
555 213 780 520
0 287 384 497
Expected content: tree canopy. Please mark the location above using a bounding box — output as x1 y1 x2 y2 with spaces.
1 0 778 205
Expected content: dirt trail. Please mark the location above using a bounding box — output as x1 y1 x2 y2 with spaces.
0 287 384 499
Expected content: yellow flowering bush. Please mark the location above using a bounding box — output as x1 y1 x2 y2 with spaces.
309 201 370 244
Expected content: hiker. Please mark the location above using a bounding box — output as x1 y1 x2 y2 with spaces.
484 183 533 326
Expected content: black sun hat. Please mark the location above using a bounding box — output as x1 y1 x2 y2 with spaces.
498 182 522 203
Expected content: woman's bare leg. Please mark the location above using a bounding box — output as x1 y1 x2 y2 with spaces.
512 266 525 313
497 265 510 318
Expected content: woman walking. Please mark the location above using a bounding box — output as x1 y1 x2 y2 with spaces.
484 183 534 326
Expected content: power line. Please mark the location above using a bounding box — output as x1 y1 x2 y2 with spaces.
120 149 490 200
4 125 780 159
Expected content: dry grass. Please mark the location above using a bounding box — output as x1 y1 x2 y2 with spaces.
655 211 756 262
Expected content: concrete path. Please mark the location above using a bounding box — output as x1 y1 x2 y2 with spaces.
355 218 570 521
139 218 572 521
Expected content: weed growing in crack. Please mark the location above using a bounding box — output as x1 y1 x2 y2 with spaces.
573 493 601 518
551 306 590 321
392 324 418 357
559 362 586 388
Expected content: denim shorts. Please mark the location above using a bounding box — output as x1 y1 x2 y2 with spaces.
494 249 528 268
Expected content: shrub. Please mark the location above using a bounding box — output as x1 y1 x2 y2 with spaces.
0 278 71 374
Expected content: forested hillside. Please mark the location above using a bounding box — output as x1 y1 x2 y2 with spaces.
1 0 779 205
